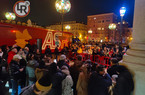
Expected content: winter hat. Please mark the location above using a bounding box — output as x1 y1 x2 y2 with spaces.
60 54 66 60
13 54 22 60
34 63 58 92
61 65 70 75
35 75 52 91
112 74 118 81
34 63 57 92
61 65 69 70
48 62 57 74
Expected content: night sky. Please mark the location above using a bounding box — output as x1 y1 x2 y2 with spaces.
0 0 135 27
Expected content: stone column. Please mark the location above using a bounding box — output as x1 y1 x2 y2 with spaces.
122 0 145 95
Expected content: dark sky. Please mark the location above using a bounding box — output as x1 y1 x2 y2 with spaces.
0 0 135 27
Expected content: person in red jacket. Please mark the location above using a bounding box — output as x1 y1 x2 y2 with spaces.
7 48 18 65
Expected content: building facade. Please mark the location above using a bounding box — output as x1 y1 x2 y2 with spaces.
116 21 131 43
46 21 87 42
87 13 117 42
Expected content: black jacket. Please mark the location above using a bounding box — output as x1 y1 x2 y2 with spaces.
57 60 70 69
54 47 59 55
107 65 119 77
113 71 134 95
46 70 66 95
45 48 52 55
9 60 21 80
88 72 112 95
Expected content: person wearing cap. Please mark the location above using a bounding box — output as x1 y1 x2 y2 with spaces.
9 54 24 95
21 62 67 95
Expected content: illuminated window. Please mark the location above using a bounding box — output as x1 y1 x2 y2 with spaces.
97 27 101 30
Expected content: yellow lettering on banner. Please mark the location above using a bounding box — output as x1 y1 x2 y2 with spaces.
42 31 63 50
42 31 69 50
61 40 68 49
42 32 55 50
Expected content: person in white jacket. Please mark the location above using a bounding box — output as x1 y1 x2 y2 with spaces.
61 65 73 95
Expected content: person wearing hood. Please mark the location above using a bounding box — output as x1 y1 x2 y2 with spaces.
61 65 73 95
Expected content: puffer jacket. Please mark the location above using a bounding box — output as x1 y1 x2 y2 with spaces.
9 60 21 80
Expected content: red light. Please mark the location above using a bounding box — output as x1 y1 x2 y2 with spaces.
11 30 16 33
87 36 88 40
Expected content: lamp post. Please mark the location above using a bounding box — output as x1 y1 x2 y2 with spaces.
65 25 71 40
108 23 116 42
120 7 126 43
55 0 71 32
88 29 92 41
5 12 16 20
65 25 71 32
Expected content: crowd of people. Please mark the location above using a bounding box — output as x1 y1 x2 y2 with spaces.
70 43 129 60
0 42 134 95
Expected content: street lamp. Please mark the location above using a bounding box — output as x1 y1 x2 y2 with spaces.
79 34 82 41
5 12 16 20
65 25 71 31
108 23 116 42
88 29 92 41
55 0 71 32
120 7 126 43
88 29 92 33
